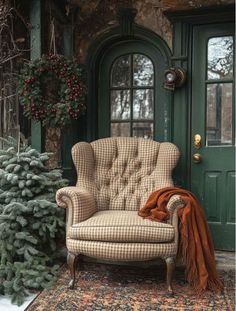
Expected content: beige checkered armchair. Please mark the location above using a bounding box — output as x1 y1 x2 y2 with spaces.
56 137 183 294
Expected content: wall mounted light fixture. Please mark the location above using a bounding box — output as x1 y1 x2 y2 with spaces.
163 67 186 91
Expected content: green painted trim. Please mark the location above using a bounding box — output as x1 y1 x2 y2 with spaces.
61 13 78 184
164 4 235 24
31 122 42 152
63 25 73 58
117 8 137 35
86 24 172 142
61 9 88 184
166 21 191 188
30 0 42 152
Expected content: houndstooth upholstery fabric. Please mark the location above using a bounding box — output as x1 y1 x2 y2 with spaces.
68 211 175 243
56 187 97 224
166 194 185 224
72 137 179 211
66 239 177 261
56 137 181 260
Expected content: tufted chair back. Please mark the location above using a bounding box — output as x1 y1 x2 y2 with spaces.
72 137 180 211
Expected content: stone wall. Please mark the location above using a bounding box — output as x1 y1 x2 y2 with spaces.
71 0 234 63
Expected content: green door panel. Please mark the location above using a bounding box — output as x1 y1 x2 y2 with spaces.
98 40 171 141
191 23 235 250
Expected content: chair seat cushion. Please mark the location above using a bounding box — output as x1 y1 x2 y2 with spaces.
68 211 175 243
67 239 177 261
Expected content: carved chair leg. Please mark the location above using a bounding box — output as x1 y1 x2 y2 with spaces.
165 257 175 295
67 252 78 289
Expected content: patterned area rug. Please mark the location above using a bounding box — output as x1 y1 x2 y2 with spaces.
26 263 235 311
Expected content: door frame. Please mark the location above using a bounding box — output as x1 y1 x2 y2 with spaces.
164 4 235 189
86 20 172 143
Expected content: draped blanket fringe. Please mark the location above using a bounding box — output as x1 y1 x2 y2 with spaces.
138 187 223 293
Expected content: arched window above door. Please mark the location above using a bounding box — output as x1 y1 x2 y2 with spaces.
87 18 171 142
110 53 154 138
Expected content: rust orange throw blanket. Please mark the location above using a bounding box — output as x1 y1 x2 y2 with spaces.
138 187 223 292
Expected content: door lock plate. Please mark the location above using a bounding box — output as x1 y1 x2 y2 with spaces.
194 134 201 149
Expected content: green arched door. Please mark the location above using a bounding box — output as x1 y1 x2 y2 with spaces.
98 40 171 141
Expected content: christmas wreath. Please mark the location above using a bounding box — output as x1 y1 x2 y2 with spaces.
18 54 86 127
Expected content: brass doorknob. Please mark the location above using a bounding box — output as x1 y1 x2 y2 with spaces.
193 153 202 163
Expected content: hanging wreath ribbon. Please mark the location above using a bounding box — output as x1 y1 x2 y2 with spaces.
18 54 86 127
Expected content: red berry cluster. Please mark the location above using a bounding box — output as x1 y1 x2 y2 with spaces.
31 103 46 120
24 77 36 84
67 106 82 119
66 78 81 101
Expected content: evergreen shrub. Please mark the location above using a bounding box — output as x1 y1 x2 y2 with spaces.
0 135 68 305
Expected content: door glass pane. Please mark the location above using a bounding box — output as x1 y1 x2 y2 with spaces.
133 89 154 119
111 55 131 87
133 54 154 86
111 123 130 137
207 36 233 80
206 83 232 146
111 90 130 120
109 54 155 138
133 122 153 139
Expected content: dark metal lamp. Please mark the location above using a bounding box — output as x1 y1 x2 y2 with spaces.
163 67 186 91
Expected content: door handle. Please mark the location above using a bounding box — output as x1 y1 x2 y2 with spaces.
194 134 201 149
193 153 202 164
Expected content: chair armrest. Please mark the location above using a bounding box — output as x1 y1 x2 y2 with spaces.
166 194 185 245
167 194 185 213
56 186 97 224
166 194 185 225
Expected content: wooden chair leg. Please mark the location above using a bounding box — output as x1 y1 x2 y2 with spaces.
67 252 77 289
165 257 175 295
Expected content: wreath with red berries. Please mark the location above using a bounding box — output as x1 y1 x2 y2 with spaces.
18 54 86 127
